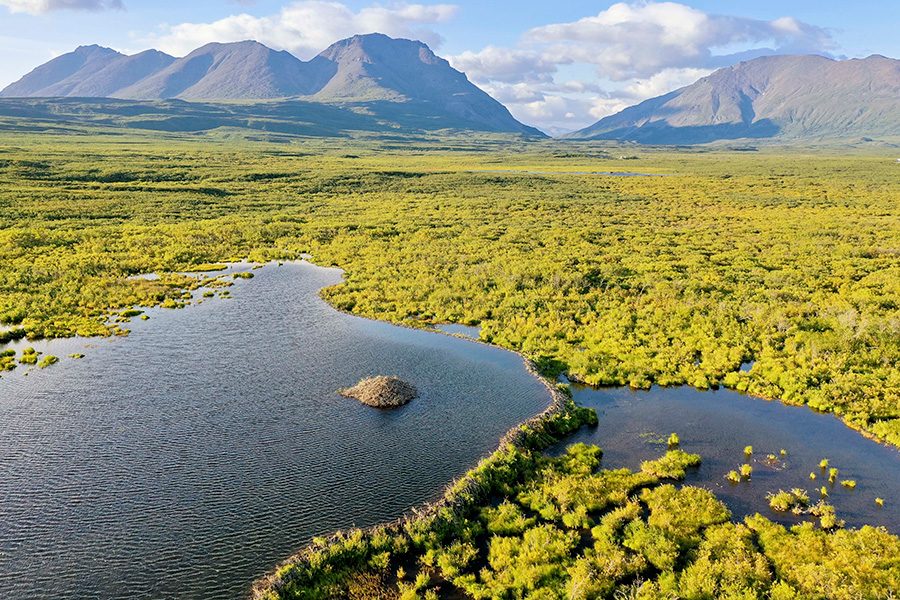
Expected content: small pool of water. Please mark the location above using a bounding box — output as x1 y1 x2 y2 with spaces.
552 385 900 532
435 323 482 339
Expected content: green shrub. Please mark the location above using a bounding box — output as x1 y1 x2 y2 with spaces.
38 355 59 368
640 450 701 479
767 489 809 513
481 500 535 535
641 485 731 544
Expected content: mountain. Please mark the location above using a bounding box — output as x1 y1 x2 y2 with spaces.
114 41 325 100
67 50 177 98
0 45 125 97
311 34 527 132
566 54 900 144
1 34 541 136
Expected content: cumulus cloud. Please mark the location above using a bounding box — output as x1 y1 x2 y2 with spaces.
525 2 834 80
144 1 457 59
0 0 121 13
449 1 836 132
616 67 711 100
452 46 559 84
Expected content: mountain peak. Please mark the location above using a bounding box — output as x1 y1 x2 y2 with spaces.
73 44 120 54
188 40 271 54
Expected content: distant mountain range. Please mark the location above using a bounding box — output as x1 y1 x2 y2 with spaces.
566 54 900 144
6 40 900 144
0 34 541 136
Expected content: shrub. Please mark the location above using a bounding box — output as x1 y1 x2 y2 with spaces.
641 485 731 544
622 520 680 570
767 489 809 513
38 355 59 368
481 501 534 535
640 450 701 479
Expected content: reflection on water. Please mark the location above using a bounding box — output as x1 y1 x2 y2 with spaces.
551 385 900 533
0 261 549 600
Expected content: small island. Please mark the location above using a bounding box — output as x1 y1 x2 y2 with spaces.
339 376 418 408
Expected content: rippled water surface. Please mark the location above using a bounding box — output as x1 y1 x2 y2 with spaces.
552 385 900 532
0 261 550 600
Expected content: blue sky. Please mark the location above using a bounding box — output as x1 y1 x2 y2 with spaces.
1 0 897 132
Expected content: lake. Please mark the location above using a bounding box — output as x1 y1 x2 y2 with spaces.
0 261 550 600
552 384 900 532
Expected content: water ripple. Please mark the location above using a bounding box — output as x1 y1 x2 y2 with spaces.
0 261 549 600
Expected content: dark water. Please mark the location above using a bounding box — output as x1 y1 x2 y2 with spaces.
552 385 900 532
0 261 549 600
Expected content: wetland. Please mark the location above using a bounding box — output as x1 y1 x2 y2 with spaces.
3 131 900 598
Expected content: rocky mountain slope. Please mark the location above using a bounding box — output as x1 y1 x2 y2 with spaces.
566 54 900 143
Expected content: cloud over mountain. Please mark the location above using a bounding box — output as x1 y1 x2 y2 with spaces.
143 1 457 60
450 1 837 132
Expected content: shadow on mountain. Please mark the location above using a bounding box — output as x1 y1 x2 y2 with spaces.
585 120 781 145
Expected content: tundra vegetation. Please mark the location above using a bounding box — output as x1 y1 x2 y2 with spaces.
2 132 900 451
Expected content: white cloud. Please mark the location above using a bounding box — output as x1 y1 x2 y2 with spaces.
0 0 121 13
524 2 834 81
144 1 457 59
616 67 711 100
451 46 559 84
449 1 836 132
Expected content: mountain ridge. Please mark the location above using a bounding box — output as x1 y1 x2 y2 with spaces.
1 34 541 136
566 54 900 144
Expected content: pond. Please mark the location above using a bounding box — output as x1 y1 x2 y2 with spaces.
552 384 900 532
0 261 550 600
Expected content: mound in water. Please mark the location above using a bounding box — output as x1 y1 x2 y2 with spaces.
340 376 418 408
